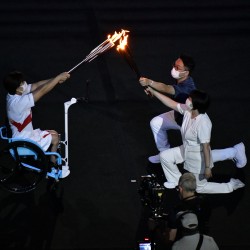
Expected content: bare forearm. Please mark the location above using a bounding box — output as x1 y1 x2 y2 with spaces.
139 77 175 95
33 78 59 100
203 143 211 168
32 72 70 102
150 80 175 95
203 142 213 179
149 87 178 111
31 78 53 91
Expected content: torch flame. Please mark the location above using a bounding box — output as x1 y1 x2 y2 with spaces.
68 29 130 73
108 29 129 46
117 34 128 51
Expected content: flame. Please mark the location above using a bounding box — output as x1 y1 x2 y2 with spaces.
107 29 129 46
68 29 130 73
117 34 128 51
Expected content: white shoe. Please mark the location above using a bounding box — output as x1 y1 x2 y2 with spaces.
163 181 177 189
148 154 160 164
233 143 247 168
62 165 69 171
230 178 245 190
60 169 70 178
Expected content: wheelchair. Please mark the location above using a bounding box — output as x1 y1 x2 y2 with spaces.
0 98 78 193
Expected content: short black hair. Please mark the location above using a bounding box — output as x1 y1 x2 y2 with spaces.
179 54 195 74
3 71 24 95
189 89 210 114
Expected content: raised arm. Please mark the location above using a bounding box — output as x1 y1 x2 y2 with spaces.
146 86 179 111
31 79 53 92
139 77 175 95
31 72 70 102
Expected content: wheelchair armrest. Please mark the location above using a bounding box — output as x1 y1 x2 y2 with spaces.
9 138 43 149
0 126 8 140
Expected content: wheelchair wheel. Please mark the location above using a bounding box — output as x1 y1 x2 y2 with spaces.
0 140 48 193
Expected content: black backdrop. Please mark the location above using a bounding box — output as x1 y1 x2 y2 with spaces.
0 0 250 249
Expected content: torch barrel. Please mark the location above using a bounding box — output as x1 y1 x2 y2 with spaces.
118 46 141 80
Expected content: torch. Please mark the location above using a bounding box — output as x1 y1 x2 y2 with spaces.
68 29 129 74
116 34 152 96
116 33 141 79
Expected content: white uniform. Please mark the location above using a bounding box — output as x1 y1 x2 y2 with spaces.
6 84 52 151
160 104 238 193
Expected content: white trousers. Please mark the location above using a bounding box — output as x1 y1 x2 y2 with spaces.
160 145 237 193
150 110 181 152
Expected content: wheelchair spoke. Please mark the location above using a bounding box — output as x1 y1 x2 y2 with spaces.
0 140 47 193
11 146 22 164
20 162 42 173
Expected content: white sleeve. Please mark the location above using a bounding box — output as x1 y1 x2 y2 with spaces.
15 93 35 114
198 116 212 143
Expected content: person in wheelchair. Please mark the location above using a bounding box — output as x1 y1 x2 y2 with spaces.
3 70 70 177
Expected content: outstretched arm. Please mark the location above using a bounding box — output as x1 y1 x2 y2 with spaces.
31 72 70 102
139 77 175 95
146 86 179 111
31 79 53 91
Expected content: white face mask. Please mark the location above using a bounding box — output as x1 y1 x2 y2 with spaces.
185 98 193 110
171 67 186 80
18 81 28 94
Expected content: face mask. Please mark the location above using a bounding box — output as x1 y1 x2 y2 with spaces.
18 81 28 94
185 98 193 110
171 67 186 79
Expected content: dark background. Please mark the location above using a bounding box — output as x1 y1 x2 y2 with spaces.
0 0 249 249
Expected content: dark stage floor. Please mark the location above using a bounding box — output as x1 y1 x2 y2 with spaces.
0 1 250 249
0 99 249 250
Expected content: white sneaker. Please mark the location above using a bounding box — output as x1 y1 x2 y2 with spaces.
148 154 160 164
62 165 69 171
230 178 245 190
60 169 70 178
163 181 177 189
233 143 247 168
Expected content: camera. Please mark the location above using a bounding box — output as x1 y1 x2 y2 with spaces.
138 174 167 219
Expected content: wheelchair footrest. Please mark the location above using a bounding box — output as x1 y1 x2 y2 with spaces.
46 167 70 179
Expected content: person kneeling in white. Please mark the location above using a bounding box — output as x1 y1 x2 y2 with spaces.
145 87 247 193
